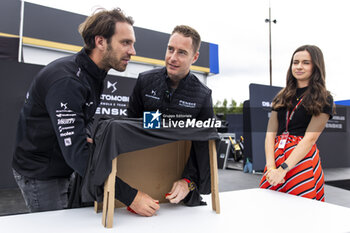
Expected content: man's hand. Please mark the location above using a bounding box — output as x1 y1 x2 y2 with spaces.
86 137 93 144
166 179 190 204
129 191 159 217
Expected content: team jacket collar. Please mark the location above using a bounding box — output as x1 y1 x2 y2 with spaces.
163 67 191 88
76 48 107 80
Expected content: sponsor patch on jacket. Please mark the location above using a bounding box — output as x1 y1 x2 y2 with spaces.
145 89 160 100
57 118 75 125
178 100 196 108
56 113 76 118
58 126 75 133
145 94 160 100
64 137 72 147
60 131 74 137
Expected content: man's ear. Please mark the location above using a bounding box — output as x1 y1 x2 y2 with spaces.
94 35 107 51
191 51 199 64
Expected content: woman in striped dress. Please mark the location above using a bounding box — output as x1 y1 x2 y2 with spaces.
259 45 334 201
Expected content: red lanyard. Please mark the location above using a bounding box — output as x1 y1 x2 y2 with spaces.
285 97 303 132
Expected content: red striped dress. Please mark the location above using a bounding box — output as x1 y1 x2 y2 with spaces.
259 135 325 201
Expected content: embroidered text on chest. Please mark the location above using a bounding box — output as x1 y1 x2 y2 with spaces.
145 89 160 100
179 100 196 108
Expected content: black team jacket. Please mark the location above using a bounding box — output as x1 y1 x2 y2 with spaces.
12 49 106 180
13 48 141 207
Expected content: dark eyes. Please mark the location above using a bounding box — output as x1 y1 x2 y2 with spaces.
167 47 187 55
293 61 311 65
122 41 132 45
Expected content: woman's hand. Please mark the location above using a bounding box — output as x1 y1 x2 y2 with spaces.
266 168 287 186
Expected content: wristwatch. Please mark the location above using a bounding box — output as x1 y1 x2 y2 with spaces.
280 162 289 170
184 178 196 191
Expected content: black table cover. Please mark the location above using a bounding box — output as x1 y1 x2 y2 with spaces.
80 118 219 203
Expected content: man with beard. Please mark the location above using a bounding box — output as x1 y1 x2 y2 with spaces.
12 8 159 214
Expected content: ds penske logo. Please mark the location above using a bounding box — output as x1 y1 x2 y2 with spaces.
107 81 117 93
145 89 160 100
60 102 68 110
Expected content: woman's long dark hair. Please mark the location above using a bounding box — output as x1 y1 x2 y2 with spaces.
272 45 332 115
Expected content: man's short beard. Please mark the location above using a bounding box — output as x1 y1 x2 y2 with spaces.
101 43 126 72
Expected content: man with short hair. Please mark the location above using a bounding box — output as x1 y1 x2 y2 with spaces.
127 25 214 209
11 8 159 213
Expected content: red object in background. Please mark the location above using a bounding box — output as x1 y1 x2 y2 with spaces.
165 193 171 198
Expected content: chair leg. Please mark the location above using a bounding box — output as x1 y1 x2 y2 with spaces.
209 140 220 214
102 158 117 228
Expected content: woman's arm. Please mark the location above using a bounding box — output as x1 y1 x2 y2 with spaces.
265 111 278 170
267 113 329 186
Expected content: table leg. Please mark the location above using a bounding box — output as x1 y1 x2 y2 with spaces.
209 140 220 214
102 157 117 228
94 201 102 213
